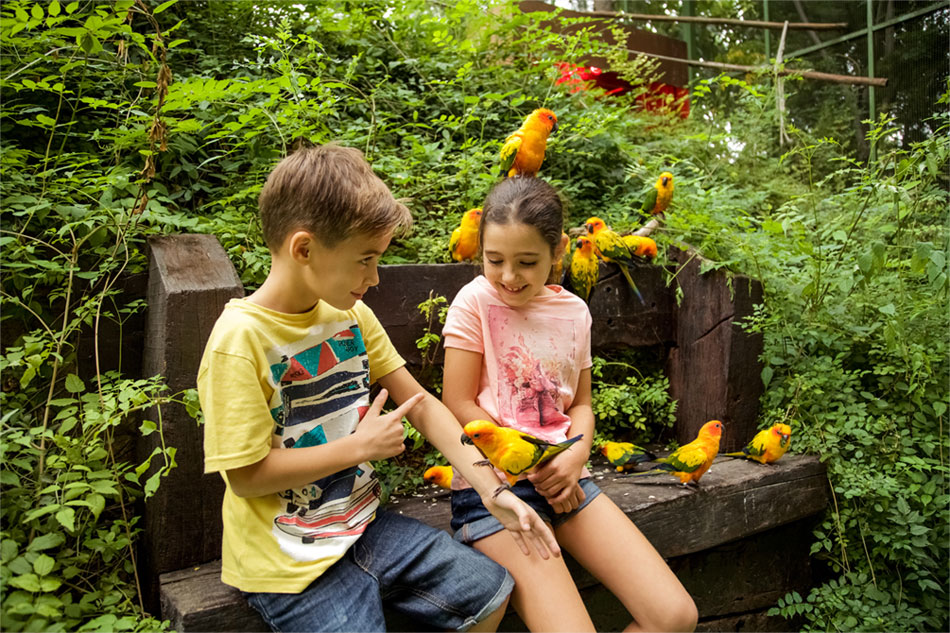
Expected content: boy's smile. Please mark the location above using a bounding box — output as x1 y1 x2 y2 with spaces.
305 230 393 311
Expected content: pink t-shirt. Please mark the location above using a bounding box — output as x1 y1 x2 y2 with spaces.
443 276 593 487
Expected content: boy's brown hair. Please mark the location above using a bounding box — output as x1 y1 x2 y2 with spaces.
258 143 412 250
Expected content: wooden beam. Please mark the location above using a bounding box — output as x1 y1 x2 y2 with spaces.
567 8 848 30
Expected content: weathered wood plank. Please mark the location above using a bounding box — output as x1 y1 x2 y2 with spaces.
139 234 244 610
666 248 764 452
161 561 267 633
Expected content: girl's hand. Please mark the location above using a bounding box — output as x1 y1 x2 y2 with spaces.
483 489 561 559
527 450 587 513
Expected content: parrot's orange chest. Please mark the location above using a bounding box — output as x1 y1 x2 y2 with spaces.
512 128 549 173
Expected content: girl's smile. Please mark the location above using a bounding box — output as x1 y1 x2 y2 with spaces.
481 222 556 308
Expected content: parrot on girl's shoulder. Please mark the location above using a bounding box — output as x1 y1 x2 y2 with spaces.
641 172 674 216
724 423 791 464
449 208 482 262
630 420 723 486
621 235 658 259
600 441 657 472
569 235 599 302
423 465 454 489
498 108 558 178
461 419 583 494
585 217 645 304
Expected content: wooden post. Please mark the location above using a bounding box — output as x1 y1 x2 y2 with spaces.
138 234 244 610
665 248 764 452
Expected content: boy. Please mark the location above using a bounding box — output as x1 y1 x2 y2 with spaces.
197 144 559 633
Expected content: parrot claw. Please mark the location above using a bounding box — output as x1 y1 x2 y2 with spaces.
491 484 510 499
473 459 491 467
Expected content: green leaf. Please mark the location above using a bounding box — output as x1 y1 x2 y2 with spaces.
64 374 84 393
36 114 57 127
27 533 64 552
49 1 61 17
761 365 773 387
33 554 55 577
9 573 41 592
878 303 896 316
55 507 75 532
153 0 179 15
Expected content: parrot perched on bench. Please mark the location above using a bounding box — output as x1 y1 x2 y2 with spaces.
423 465 454 489
585 216 645 304
724 423 791 464
630 420 723 486
600 441 657 472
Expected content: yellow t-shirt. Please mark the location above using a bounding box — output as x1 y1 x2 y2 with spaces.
197 298 405 593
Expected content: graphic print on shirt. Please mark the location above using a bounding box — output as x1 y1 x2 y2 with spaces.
487 305 575 442
266 323 380 561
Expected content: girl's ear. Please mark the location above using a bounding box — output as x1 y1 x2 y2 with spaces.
554 232 569 260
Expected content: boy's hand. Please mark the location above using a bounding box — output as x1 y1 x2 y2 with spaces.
484 489 561 560
355 389 424 462
527 451 587 514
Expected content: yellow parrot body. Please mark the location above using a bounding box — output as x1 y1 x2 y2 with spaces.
600 441 656 472
569 235 599 302
725 423 791 464
461 419 583 488
423 465 454 489
642 172 674 215
633 420 723 486
449 208 482 262
621 235 658 259
585 217 644 304
498 108 558 178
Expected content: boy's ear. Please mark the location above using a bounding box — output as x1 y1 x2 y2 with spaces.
287 230 315 263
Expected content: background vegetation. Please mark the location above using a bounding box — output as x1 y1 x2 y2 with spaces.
1 1 947 631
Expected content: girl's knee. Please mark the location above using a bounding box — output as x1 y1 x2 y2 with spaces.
639 593 698 633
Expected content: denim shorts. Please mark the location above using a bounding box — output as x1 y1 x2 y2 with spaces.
243 509 514 632
450 478 602 544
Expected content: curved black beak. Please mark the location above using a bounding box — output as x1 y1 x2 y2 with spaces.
662 176 670 187
461 433 473 445
552 121 559 133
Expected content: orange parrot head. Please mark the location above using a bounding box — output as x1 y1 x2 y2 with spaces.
423 465 453 489
460 419 502 453
527 108 558 135
699 420 724 440
772 423 791 447
575 235 596 255
658 171 674 189
464 208 483 224
585 217 607 235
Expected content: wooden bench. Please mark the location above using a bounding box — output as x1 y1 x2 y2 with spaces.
140 234 826 632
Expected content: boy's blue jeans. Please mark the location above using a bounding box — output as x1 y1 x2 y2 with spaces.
243 508 513 632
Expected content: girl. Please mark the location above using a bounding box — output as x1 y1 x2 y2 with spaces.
441 177 698 632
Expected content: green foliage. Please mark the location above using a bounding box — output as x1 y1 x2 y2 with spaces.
3 0 948 629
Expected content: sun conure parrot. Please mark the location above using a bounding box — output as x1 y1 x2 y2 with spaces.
498 108 558 178
449 208 482 262
600 441 657 472
423 465 454 489
569 235 599 302
621 235 658 259
584 217 645 305
724 423 791 464
548 232 571 285
631 420 723 486
460 419 583 495
641 172 674 216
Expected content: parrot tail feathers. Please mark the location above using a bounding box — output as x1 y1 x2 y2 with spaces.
723 451 750 459
617 264 645 305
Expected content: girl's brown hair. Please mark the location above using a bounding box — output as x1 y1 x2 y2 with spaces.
479 178 564 255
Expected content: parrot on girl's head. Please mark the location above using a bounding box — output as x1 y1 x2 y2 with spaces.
461 419 583 495
569 235 599 302
585 217 645 304
423 465 454 489
449 208 482 262
621 235 658 259
498 108 558 178
641 172 674 216
600 441 657 472
631 420 723 486
724 423 791 464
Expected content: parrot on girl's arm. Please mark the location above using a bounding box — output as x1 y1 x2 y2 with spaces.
498 108 558 178
641 171 674 216
585 217 645 304
422 465 454 489
724 423 791 464
569 235 599 302
461 419 583 494
600 441 657 472
449 208 482 262
630 420 723 486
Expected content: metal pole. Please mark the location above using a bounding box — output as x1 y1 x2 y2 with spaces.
867 0 876 123
764 0 771 60
681 0 695 84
